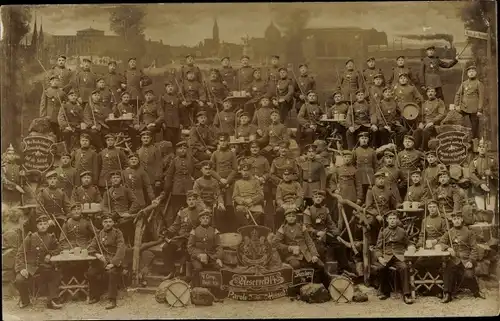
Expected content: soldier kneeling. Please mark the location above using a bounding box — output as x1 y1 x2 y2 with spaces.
14 215 63 309
187 210 224 287
87 214 126 310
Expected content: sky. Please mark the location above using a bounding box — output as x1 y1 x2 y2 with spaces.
31 2 469 46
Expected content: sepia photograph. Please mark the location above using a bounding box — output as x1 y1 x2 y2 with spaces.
1 2 498 320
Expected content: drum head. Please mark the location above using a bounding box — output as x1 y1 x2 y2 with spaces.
402 103 419 120
165 280 191 307
329 276 354 303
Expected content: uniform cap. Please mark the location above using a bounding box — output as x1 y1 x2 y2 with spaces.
185 54 193 59
218 132 230 140
271 55 280 59
144 88 154 95
140 130 152 137
239 111 250 118
425 150 437 157
299 63 308 68
306 90 317 95
426 86 436 92
221 56 230 61
374 73 383 79
80 133 90 139
249 141 260 148
403 135 415 142
398 72 409 78
196 111 207 118
80 170 92 178
70 202 82 210
466 65 477 71
426 45 436 51
426 199 438 206
241 55 250 60
36 215 50 223
366 56 375 62
200 160 212 169
270 109 280 115
61 151 71 158
306 144 317 152
96 77 105 83
91 89 101 95
450 211 463 217
355 89 365 95
128 152 139 159
198 209 212 219
278 67 287 72
67 88 77 95
104 133 115 139
284 208 297 217
278 140 290 148
358 132 369 138
252 68 261 75
332 91 342 97
176 141 188 148
410 168 422 175
46 170 58 179
396 55 405 60
82 57 92 63
101 213 114 221
164 80 173 86
58 55 67 59
437 169 449 177
240 163 251 171
186 190 199 198
283 167 296 175
120 91 130 97
342 150 353 156
384 150 395 157
345 58 354 65
49 75 58 81
108 60 117 66
109 170 122 177
382 87 392 93
312 189 326 197
374 171 386 178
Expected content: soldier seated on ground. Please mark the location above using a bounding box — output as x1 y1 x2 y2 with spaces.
372 211 414 305
14 215 63 310
187 209 224 287
437 211 485 303
161 190 204 279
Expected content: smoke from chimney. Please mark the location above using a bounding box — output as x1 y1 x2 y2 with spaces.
398 33 454 45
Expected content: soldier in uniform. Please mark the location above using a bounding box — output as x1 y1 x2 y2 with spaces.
416 199 446 249
261 109 289 159
161 81 182 145
14 214 63 309
55 152 78 198
162 141 195 226
374 87 407 147
275 67 295 123
71 171 102 205
393 73 423 108
419 45 458 101
328 150 358 203
435 169 462 216
96 77 114 110
219 56 237 91
274 209 327 287
112 91 137 146
353 132 378 203
378 151 404 200
103 60 125 105
267 55 281 84
405 169 428 203
276 167 304 231
236 112 257 140
388 56 418 86
297 91 327 148
233 162 265 228
363 57 384 86
313 140 332 167
213 98 236 136
58 88 85 151
187 209 224 287
237 55 254 90
83 90 112 151
438 211 484 303
98 134 127 191
46 54 73 91
137 130 163 194
469 139 498 207
338 59 364 103
270 140 299 189
72 133 99 185
180 54 203 83
1 144 25 206
124 57 149 109
252 96 275 140
73 57 98 105
397 135 424 196
294 63 316 105
87 214 126 309
422 150 443 191
60 202 94 250
372 211 414 304
193 160 224 213
244 68 271 117
298 144 327 207
326 91 350 148
366 73 385 105
414 87 446 151
36 170 71 236
205 69 229 120
454 65 484 140
134 89 164 134
189 111 217 161
40 75 66 139
161 190 205 278
210 132 238 207
122 153 155 208
346 90 377 149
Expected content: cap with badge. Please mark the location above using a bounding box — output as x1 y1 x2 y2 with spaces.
36 215 50 223
46 170 58 179
374 171 386 178
140 130 152 137
186 190 199 198
278 67 287 72
426 45 436 51
239 112 250 118
358 132 369 138
240 162 251 171
196 111 207 118
285 208 297 217
283 167 296 176
366 57 375 62
241 55 250 60
176 141 188 148
466 65 477 72
198 209 212 219
305 144 316 152
437 168 449 178
312 189 326 198
128 152 139 159
200 160 212 169
410 168 422 175
91 89 101 95
104 133 115 139
70 202 82 210
384 150 395 158
399 72 409 78
403 135 415 142
101 213 114 221
80 170 92 178
109 170 122 178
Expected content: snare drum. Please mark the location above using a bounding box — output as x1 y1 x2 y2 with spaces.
164 279 191 307
402 102 420 120
329 275 354 303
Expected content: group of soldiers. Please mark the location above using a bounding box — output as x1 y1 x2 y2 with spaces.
2 45 496 310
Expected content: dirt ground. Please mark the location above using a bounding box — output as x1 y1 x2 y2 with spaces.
2 285 498 320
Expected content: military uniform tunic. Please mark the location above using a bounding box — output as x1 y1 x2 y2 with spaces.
73 69 98 103
419 56 458 88
189 124 217 154
210 148 238 183
469 154 498 195
187 225 223 261
454 79 485 114
397 149 423 181
393 83 423 105
103 71 125 102
299 159 326 199
233 177 264 212
388 66 417 85
36 187 71 219
252 106 274 132
328 164 358 202
435 183 462 214
339 69 364 101
72 147 99 185
267 66 281 83
297 103 324 129
102 184 141 215
405 182 427 202
40 87 66 123
166 205 204 239
347 101 376 129
246 78 271 102
15 231 60 275
207 79 229 103
193 176 222 207
270 156 299 186
213 110 236 135
353 146 377 186
58 101 84 129
237 66 254 89
376 98 401 125
60 217 94 250
416 215 446 248
98 87 114 109
1 162 23 205
244 155 270 181
180 64 202 83
236 124 258 139
421 98 446 124
122 166 154 207
422 164 441 190
275 223 319 263
367 84 384 105
374 226 409 262
363 67 383 85
438 225 478 265
125 68 146 101
88 227 126 266
276 78 295 103
303 205 338 236
264 122 289 148
276 181 304 208
137 144 163 184
47 66 73 90
164 155 194 196
71 184 102 204
379 165 404 197
219 66 237 91
136 101 164 129
161 93 181 129
113 102 135 118
83 100 112 128
98 147 127 187
55 165 78 198
183 80 206 103
294 75 316 101
326 102 350 122
365 185 400 215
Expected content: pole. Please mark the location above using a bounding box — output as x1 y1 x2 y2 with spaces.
486 25 497 150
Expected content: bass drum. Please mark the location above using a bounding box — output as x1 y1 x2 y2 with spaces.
402 102 420 120
164 279 191 307
328 275 354 303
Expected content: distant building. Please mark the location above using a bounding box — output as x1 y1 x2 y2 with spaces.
246 21 285 64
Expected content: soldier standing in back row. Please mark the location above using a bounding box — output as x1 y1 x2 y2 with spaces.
219 57 237 91
454 65 484 140
237 55 254 90
388 56 418 86
338 59 364 103
294 64 316 105
267 55 281 84
73 58 98 105
181 54 203 83
125 57 149 108
40 76 66 140
275 67 295 123
103 60 125 105
419 45 458 101
363 57 384 86
46 55 73 91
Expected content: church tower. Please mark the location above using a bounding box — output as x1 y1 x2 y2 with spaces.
213 17 220 44
30 14 38 52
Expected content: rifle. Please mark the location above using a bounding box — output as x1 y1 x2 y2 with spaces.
328 191 373 229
